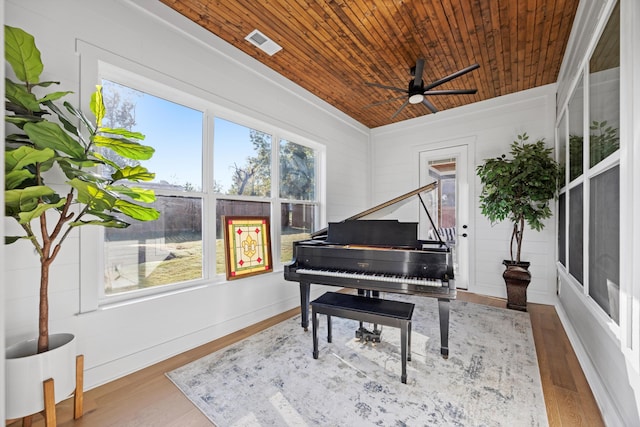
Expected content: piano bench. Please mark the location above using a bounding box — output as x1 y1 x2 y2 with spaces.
310 292 414 384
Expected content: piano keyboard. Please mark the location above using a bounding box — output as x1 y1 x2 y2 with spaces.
295 268 443 286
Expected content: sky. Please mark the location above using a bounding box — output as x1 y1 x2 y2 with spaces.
108 83 260 193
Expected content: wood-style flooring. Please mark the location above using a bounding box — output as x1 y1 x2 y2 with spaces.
7 291 604 427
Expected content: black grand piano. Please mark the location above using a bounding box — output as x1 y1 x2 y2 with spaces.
284 183 456 357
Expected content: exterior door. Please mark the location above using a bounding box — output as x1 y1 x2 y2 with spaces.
419 145 470 289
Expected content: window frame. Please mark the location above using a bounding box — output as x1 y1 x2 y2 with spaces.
78 43 325 312
555 0 621 329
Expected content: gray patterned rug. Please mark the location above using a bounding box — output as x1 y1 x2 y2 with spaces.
166 294 547 426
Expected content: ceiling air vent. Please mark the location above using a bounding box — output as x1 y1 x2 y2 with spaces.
245 29 282 56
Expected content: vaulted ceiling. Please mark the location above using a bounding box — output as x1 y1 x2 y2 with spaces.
159 0 580 129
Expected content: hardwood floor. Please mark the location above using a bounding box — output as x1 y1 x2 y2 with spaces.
7 291 604 427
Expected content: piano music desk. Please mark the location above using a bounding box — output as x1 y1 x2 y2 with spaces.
310 292 414 384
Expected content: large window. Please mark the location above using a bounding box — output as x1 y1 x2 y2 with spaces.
557 1 620 323
98 82 321 300
102 81 205 296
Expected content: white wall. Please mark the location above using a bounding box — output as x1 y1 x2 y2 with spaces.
370 84 559 304
1 2 6 421
553 0 640 425
3 0 369 390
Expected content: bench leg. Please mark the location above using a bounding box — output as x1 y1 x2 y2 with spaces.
407 320 412 362
400 323 408 384
312 306 319 359
438 298 450 359
327 315 332 343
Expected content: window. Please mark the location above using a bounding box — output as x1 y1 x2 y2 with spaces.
587 1 620 322
568 184 584 285
212 121 320 274
556 1 620 324
279 139 316 263
568 75 584 182
213 118 271 197
95 80 321 301
589 166 620 322
102 81 205 296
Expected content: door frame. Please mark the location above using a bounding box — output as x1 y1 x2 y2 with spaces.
418 141 474 290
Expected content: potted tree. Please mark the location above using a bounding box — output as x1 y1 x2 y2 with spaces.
476 133 560 311
4 25 159 422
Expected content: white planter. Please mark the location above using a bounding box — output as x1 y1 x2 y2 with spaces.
5 333 77 420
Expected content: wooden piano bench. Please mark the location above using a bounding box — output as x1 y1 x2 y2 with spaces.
310 292 415 384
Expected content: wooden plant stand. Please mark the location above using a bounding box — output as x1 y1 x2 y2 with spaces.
20 355 84 427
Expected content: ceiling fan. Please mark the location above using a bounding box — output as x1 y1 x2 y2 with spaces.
366 59 480 119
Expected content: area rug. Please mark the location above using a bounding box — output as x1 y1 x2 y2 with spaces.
166 294 547 427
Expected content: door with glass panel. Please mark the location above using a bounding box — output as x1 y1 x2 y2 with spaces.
419 145 470 289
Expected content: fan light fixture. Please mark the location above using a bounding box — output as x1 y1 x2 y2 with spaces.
365 59 480 119
409 93 424 104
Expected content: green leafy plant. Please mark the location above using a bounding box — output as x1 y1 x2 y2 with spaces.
567 120 619 180
4 26 160 353
476 133 560 263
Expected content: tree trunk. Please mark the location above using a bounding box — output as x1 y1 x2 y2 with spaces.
38 260 51 353
516 217 525 263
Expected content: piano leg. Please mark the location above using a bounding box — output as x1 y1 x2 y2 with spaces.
438 298 450 359
300 282 311 331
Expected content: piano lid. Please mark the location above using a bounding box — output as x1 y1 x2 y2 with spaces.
311 182 443 245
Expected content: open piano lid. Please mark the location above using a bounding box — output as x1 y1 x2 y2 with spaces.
311 182 447 248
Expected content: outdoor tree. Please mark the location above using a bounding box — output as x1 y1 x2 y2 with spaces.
280 141 315 200
229 130 271 196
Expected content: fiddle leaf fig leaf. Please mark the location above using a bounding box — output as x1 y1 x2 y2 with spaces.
107 185 156 203
5 169 34 189
68 178 116 211
4 25 42 84
5 145 55 170
17 199 66 224
5 78 41 112
5 235 25 244
91 86 106 127
70 210 130 228
23 121 85 158
93 135 154 160
98 127 145 141
115 199 160 221
5 185 57 214
111 165 155 182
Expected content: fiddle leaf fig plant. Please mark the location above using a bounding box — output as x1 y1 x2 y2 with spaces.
476 133 560 263
4 25 160 353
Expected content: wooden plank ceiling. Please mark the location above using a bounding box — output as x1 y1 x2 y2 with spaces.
159 0 580 129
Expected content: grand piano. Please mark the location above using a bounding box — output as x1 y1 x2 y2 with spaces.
284 183 456 357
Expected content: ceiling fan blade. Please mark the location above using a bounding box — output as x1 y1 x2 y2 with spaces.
365 82 407 93
422 98 439 114
424 63 480 91
423 89 478 95
364 95 407 109
412 58 425 88
390 99 410 119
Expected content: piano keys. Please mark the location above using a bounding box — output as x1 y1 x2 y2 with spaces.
284 183 456 357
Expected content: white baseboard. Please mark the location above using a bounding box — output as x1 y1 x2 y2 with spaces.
554 301 624 426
